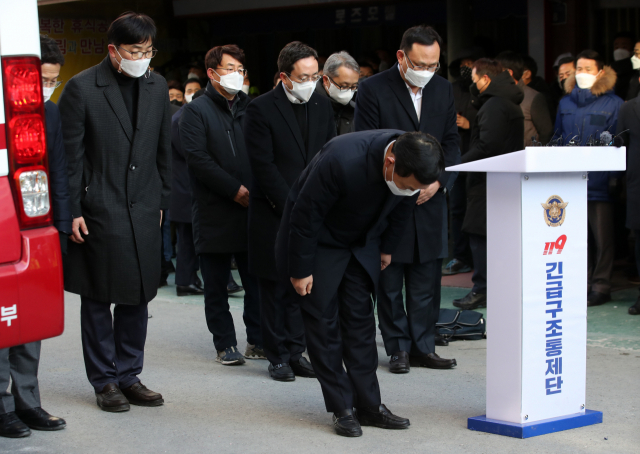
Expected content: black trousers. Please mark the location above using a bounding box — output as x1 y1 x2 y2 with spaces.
258 278 306 365
199 251 261 351
80 296 148 392
587 201 615 295
450 175 472 263
469 234 487 294
175 222 199 287
378 259 442 356
301 256 381 413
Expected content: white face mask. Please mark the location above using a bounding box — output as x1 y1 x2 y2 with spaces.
285 75 315 103
385 161 419 196
575 71 600 90
43 86 55 102
326 81 354 105
185 93 194 103
241 84 250 95
214 71 244 95
401 53 435 88
115 48 151 78
613 48 631 61
632 55 640 70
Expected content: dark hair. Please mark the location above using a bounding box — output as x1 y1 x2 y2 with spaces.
614 31 635 43
393 132 444 185
522 55 538 76
400 25 442 53
576 49 604 71
205 44 245 71
273 71 281 86
184 79 202 91
473 58 503 79
277 41 318 74
495 51 524 81
167 80 183 92
107 11 156 47
358 60 374 70
40 35 64 66
557 56 575 68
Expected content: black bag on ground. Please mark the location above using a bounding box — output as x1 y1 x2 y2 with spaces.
436 308 486 340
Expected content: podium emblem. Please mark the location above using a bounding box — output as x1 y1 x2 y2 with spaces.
541 196 568 227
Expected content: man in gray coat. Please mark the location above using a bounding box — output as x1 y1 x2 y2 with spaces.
58 12 171 412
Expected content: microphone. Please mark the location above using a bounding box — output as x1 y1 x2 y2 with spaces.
599 131 613 146
613 135 624 147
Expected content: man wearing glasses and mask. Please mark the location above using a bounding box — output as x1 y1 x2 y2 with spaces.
355 25 459 375
315 51 360 135
58 12 171 412
180 44 262 367
244 41 336 382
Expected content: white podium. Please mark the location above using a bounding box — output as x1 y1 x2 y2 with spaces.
446 147 626 438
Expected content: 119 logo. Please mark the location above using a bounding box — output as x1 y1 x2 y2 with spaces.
543 235 567 255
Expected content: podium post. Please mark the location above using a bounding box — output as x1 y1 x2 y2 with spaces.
446 146 626 438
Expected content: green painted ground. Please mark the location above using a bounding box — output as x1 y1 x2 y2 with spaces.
158 269 640 351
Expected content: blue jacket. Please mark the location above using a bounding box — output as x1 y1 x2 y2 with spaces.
554 67 624 201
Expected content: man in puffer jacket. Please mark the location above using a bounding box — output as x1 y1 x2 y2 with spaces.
554 49 624 307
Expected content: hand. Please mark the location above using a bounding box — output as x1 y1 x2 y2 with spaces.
381 253 392 271
456 114 470 130
416 181 441 205
160 210 163 227
291 275 313 296
70 216 88 244
234 185 250 207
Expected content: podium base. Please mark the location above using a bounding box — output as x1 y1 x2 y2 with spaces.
468 410 603 438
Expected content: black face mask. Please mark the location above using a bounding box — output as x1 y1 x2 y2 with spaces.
170 99 183 107
460 66 472 82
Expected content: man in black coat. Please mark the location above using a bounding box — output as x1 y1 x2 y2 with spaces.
354 26 459 373
59 13 170 412
244 41 336 381
453 59 524 310
180 45 261 365
617 87 640 315
276 130 444 437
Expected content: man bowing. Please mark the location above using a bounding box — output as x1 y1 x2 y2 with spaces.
276 130 444 437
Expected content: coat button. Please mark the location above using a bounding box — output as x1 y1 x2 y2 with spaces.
130 164 136 170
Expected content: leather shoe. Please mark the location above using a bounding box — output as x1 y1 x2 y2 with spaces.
587 291 611 307
332 409 362 437
176 284 204 296
96 383 130 412
410 352 457 369
15 407 65 431
453 291 487 310
290 357 316 378
121 382 164 407
435 335 449 346
269 363 295 382
389 351 410 374
227 280 243 295
356 404 410 430
0 412 31 438
629 296 640 315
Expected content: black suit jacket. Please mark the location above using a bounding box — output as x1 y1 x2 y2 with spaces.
275 130 414 319
244 83 336 279
354 64 460 263
169 105 192 224
618 96 640 230
44 101 72 235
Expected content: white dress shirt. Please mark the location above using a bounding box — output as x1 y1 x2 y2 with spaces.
399 65 423 121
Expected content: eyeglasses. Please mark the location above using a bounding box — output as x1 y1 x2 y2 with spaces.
286 72 320 84
405 53 440 73
42 79 62 89
327 76 358 92
216 67 247 77
117 46 157 60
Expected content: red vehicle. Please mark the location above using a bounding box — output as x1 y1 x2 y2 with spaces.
0 0 64 349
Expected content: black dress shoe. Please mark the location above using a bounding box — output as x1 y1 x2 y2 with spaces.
290 357 316 378
15 407 66 431
176 284 205 296
194 278 204 291
435 335 449 347
389 351 410 374
629 296 640 315
0 412 31 438
121 382 164 407
453 291 487 310
410 352 457 369
227 280 243 295
587 291 611 307
95 383 130 412
269 363 295 382
332 409 362 437
356 404 410 430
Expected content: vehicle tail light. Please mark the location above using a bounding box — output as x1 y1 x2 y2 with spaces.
2 56 52 229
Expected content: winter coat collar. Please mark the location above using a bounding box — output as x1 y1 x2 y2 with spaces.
204 81 249 116
475 70 524 108
564 65 617 97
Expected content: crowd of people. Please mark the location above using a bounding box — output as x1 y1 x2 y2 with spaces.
1 10 639 440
